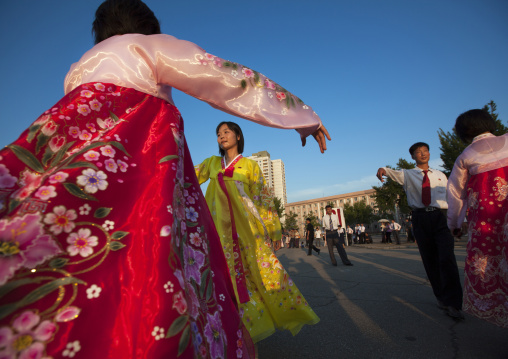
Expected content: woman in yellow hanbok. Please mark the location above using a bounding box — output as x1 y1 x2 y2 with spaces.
196 121 320 343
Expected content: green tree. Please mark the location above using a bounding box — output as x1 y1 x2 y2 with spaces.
372 158 415 218
343 200 377 225
304 210 321 228
284 211 298 231
438 100 507 176
273 197 285 218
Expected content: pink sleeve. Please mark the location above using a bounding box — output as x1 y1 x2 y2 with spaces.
147 35 322 138
446 155 469 231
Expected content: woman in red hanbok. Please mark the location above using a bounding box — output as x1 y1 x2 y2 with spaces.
447 109 508 328
0 1 330 358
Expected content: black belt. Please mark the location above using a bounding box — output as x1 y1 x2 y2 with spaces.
412 207 446 213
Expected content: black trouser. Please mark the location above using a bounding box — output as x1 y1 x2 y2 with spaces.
307 237 319 255
412 209 463 309
386 232 392 243
347 233 352 246
325 230 351 265
393 230 400 244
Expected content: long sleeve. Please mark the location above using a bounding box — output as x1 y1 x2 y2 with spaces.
383 167 405 185
65 34 322 139
194 156 213 185
249 162 281 242
447 155 469 231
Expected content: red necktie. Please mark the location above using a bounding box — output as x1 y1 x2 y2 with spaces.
422 170 431 207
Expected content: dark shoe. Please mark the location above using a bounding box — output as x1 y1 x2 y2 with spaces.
446 307 465 320
307 254 312 256
318 249 321 255
332 263 338 266
345 263 353 266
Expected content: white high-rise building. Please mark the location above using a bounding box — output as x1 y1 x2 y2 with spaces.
247 151 287 208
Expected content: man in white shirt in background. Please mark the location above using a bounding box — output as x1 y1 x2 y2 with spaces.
376 142 463 320
391 219 401 245
321 205 353 267
315 227 322 247
346 225 354 246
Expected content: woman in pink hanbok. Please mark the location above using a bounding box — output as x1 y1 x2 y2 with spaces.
0 0 330 358
447 109 508 328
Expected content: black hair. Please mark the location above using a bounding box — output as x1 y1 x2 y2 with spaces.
216 121 244 156
409 142 429 156
455 109 496 144
325 205 332 209
306 218 311 222
92 0 161 44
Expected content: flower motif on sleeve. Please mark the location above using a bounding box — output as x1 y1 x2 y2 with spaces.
76 169 108 193
41 120 58 136
0 164 17 188
77 104 91 116
264 79 276 90
44 205 77 235
66 228 98 257
49 135 66 152
68 126 81 138
104 159 118 173
276 92 286 101
242 67 255 78
84 150 100 162
204 311 225 359
49 171 69 184
0 310 57 358
79 130 92 141
34 185 57 201
86 284 102 299
80 90 93 98
62 340 81 357
100 145 116 158
117 160 128 172
89 99 102 112
185 207 199 222
172 291 188 315
183 246 205 285
493 177 508 201
94 83 106 91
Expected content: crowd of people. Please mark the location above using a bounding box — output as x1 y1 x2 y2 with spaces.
0 1 505 358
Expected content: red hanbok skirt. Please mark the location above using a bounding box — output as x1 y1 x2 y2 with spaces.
464 166 508 328
0 83 254 358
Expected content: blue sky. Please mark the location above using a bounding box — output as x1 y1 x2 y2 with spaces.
1 0 507 203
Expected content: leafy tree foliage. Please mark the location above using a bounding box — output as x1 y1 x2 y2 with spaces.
438 101 507 176
284 211 298 231
273 197 285 219
304 210 321 228
343 200 378 225
372 158 415 218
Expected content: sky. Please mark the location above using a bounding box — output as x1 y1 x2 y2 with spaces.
1 0 507 203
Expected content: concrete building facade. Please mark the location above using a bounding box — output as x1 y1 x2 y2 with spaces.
285 189 378 235
248 150 287 206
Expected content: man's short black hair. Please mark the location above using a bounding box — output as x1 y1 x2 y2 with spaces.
409 142 430 156
306 218 311 222
325 205 332 209
455 109 496 144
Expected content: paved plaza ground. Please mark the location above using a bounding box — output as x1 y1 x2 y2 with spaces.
257 236 507 359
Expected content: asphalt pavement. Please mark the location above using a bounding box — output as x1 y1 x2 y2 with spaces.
257 236 507 359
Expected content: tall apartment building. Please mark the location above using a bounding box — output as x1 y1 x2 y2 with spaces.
285 189 377 234
247 151 287 207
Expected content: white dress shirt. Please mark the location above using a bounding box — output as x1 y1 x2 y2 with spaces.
322 213 341 231
392 222 401 231
383 167 448 209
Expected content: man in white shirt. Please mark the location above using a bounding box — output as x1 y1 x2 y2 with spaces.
315 228 322 247
346 225 354 246
359 224 366 244
391 219 401 245
321 206 353 266
376 142 463 320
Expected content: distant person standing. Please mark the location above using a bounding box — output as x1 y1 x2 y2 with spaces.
406 219 415 243
322 206 353 266
377 142 464 320
354 224 360 244
346 225 354 246
359 223 366 244
391 219 401 245
385 223 392 243
306 218 321 256
315 227 322 247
